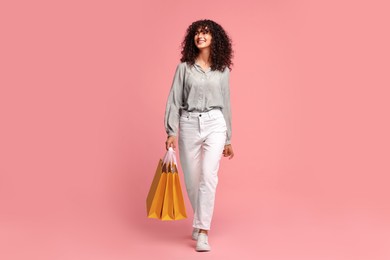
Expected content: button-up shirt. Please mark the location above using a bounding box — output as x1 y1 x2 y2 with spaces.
164 62 232 145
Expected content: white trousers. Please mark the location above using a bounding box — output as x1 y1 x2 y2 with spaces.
178 109 227 230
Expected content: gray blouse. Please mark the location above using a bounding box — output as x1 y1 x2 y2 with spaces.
164 62 232 145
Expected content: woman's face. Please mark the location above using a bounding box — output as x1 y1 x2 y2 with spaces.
194 27 212 50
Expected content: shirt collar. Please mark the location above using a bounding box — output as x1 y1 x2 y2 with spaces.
194 63 211 73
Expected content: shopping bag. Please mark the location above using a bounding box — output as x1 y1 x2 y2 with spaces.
172 172 187 220
161 164 175 220
146 147 187 220
161 148 187 220
146 159 166 219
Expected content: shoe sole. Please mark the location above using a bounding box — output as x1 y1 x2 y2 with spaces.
196 247 211 252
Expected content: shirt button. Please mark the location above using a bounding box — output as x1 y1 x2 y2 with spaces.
199 114 202 117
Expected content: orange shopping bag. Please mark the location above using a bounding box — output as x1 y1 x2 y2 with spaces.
146 147 187 220
146 159 166 219
161 162 175 220
172 169 187 220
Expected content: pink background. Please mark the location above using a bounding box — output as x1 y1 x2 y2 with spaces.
1 0 389 259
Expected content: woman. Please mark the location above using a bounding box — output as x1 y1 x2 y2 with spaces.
164 19 234 252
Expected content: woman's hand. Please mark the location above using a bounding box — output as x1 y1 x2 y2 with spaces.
165 136 176 150
223 144 234 159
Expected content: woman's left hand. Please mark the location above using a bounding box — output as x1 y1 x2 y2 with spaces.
223 144 234 159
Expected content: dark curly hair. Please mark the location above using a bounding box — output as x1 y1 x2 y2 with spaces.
180 19 233 72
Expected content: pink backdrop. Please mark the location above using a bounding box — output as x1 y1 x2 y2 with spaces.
1 0 389 259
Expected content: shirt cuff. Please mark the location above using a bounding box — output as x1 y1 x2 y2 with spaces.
168 132 177 137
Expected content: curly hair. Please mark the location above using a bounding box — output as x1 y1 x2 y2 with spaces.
180 19 233 72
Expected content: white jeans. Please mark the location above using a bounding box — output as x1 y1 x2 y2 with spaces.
178 109 227 230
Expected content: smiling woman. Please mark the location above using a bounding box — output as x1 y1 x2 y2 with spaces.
194 27 212 55
180 19 233 72
164 19 234 252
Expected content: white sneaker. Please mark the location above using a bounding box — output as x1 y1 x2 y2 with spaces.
196 233 211 252
192 228 199 240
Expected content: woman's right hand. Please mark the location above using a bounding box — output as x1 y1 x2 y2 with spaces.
165 135 176 150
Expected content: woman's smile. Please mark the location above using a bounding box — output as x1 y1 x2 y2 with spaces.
194 27 212 49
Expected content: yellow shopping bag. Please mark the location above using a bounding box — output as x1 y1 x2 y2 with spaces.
172 171 187 220
146 148 187 220
146 159 166 219
161 163 175 220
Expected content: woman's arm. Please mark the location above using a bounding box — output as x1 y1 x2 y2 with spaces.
221 67 232 145
164 63 185 149
221 67 234 159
